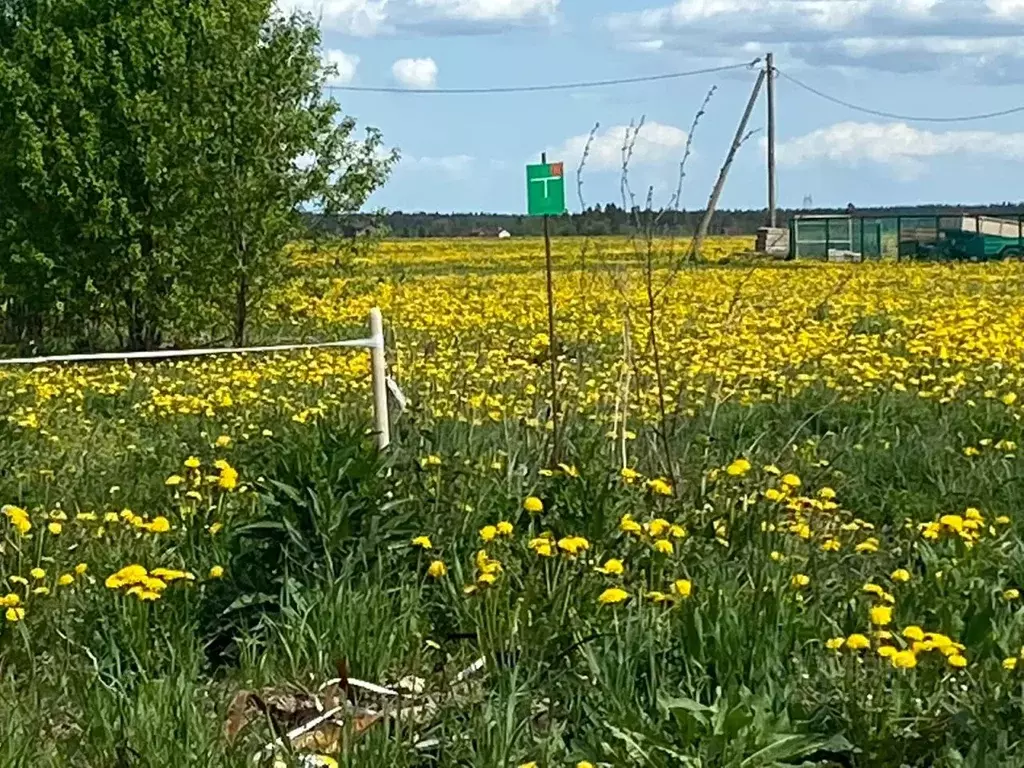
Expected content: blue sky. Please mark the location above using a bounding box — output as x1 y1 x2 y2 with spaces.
288 0 1024 213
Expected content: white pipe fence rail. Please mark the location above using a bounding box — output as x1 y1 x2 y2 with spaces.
0 307 393 450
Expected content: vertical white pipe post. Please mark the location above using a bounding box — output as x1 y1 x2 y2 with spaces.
369 307 390 451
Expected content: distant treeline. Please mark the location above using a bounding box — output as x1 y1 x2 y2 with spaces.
315 202 1024 239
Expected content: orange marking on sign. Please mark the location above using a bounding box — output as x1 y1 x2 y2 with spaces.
550 162 564 177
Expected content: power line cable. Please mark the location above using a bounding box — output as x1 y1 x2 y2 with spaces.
776 68 1024 123
324 60 760 95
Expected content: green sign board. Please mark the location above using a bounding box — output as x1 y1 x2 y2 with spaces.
526 162 566 217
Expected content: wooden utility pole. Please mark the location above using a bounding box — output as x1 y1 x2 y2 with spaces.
692 65 767 258
766 52 777 227
540 152 560 464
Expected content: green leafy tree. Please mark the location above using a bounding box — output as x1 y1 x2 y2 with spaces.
0 0 211 350
199 3 396 345
0 0 395 352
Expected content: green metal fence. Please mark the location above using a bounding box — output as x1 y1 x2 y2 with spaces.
790 213 1024 261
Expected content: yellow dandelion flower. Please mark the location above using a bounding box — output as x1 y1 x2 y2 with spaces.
647 478 673 496
672 579 693 598
529 536 554 557
620 467 640 483
869 605 893 626
890 568 912 583
647 518 670 537
598 587 629 605
595 558 624 575
427 560 448 578
619 514 642 534
216 461 239 491
726 458 751 476
151 568 189 582
146 516 171 533
653 539 674 555
557 536 589 556
523 496 544 514
846 634 871 650
940 514 964 531
902 625 925 641
891 650 917 669
5 607 26 622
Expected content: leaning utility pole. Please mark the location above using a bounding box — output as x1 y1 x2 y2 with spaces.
691 63 767 259
766 52 777 227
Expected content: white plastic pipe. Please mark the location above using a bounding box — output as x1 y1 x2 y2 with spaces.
369 307 390 451
0 312 393 452
0 337 380 366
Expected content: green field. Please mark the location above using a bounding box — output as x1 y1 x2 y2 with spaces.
4 242 1024 767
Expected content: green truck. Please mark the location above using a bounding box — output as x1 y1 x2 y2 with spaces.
900 215 1024 262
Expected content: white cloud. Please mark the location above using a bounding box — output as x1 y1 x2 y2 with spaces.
392 57 439 89
283 0 390 35
547 122 689 171
620 38 665 52
323 50 359 83
988 0 1024 17
403 154 476 178
607 0 1024 80
410 0 557 22
776 121 1024 177
280 0 557 34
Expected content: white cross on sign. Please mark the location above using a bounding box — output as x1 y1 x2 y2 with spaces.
531 174 560 197
526 161 566 216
